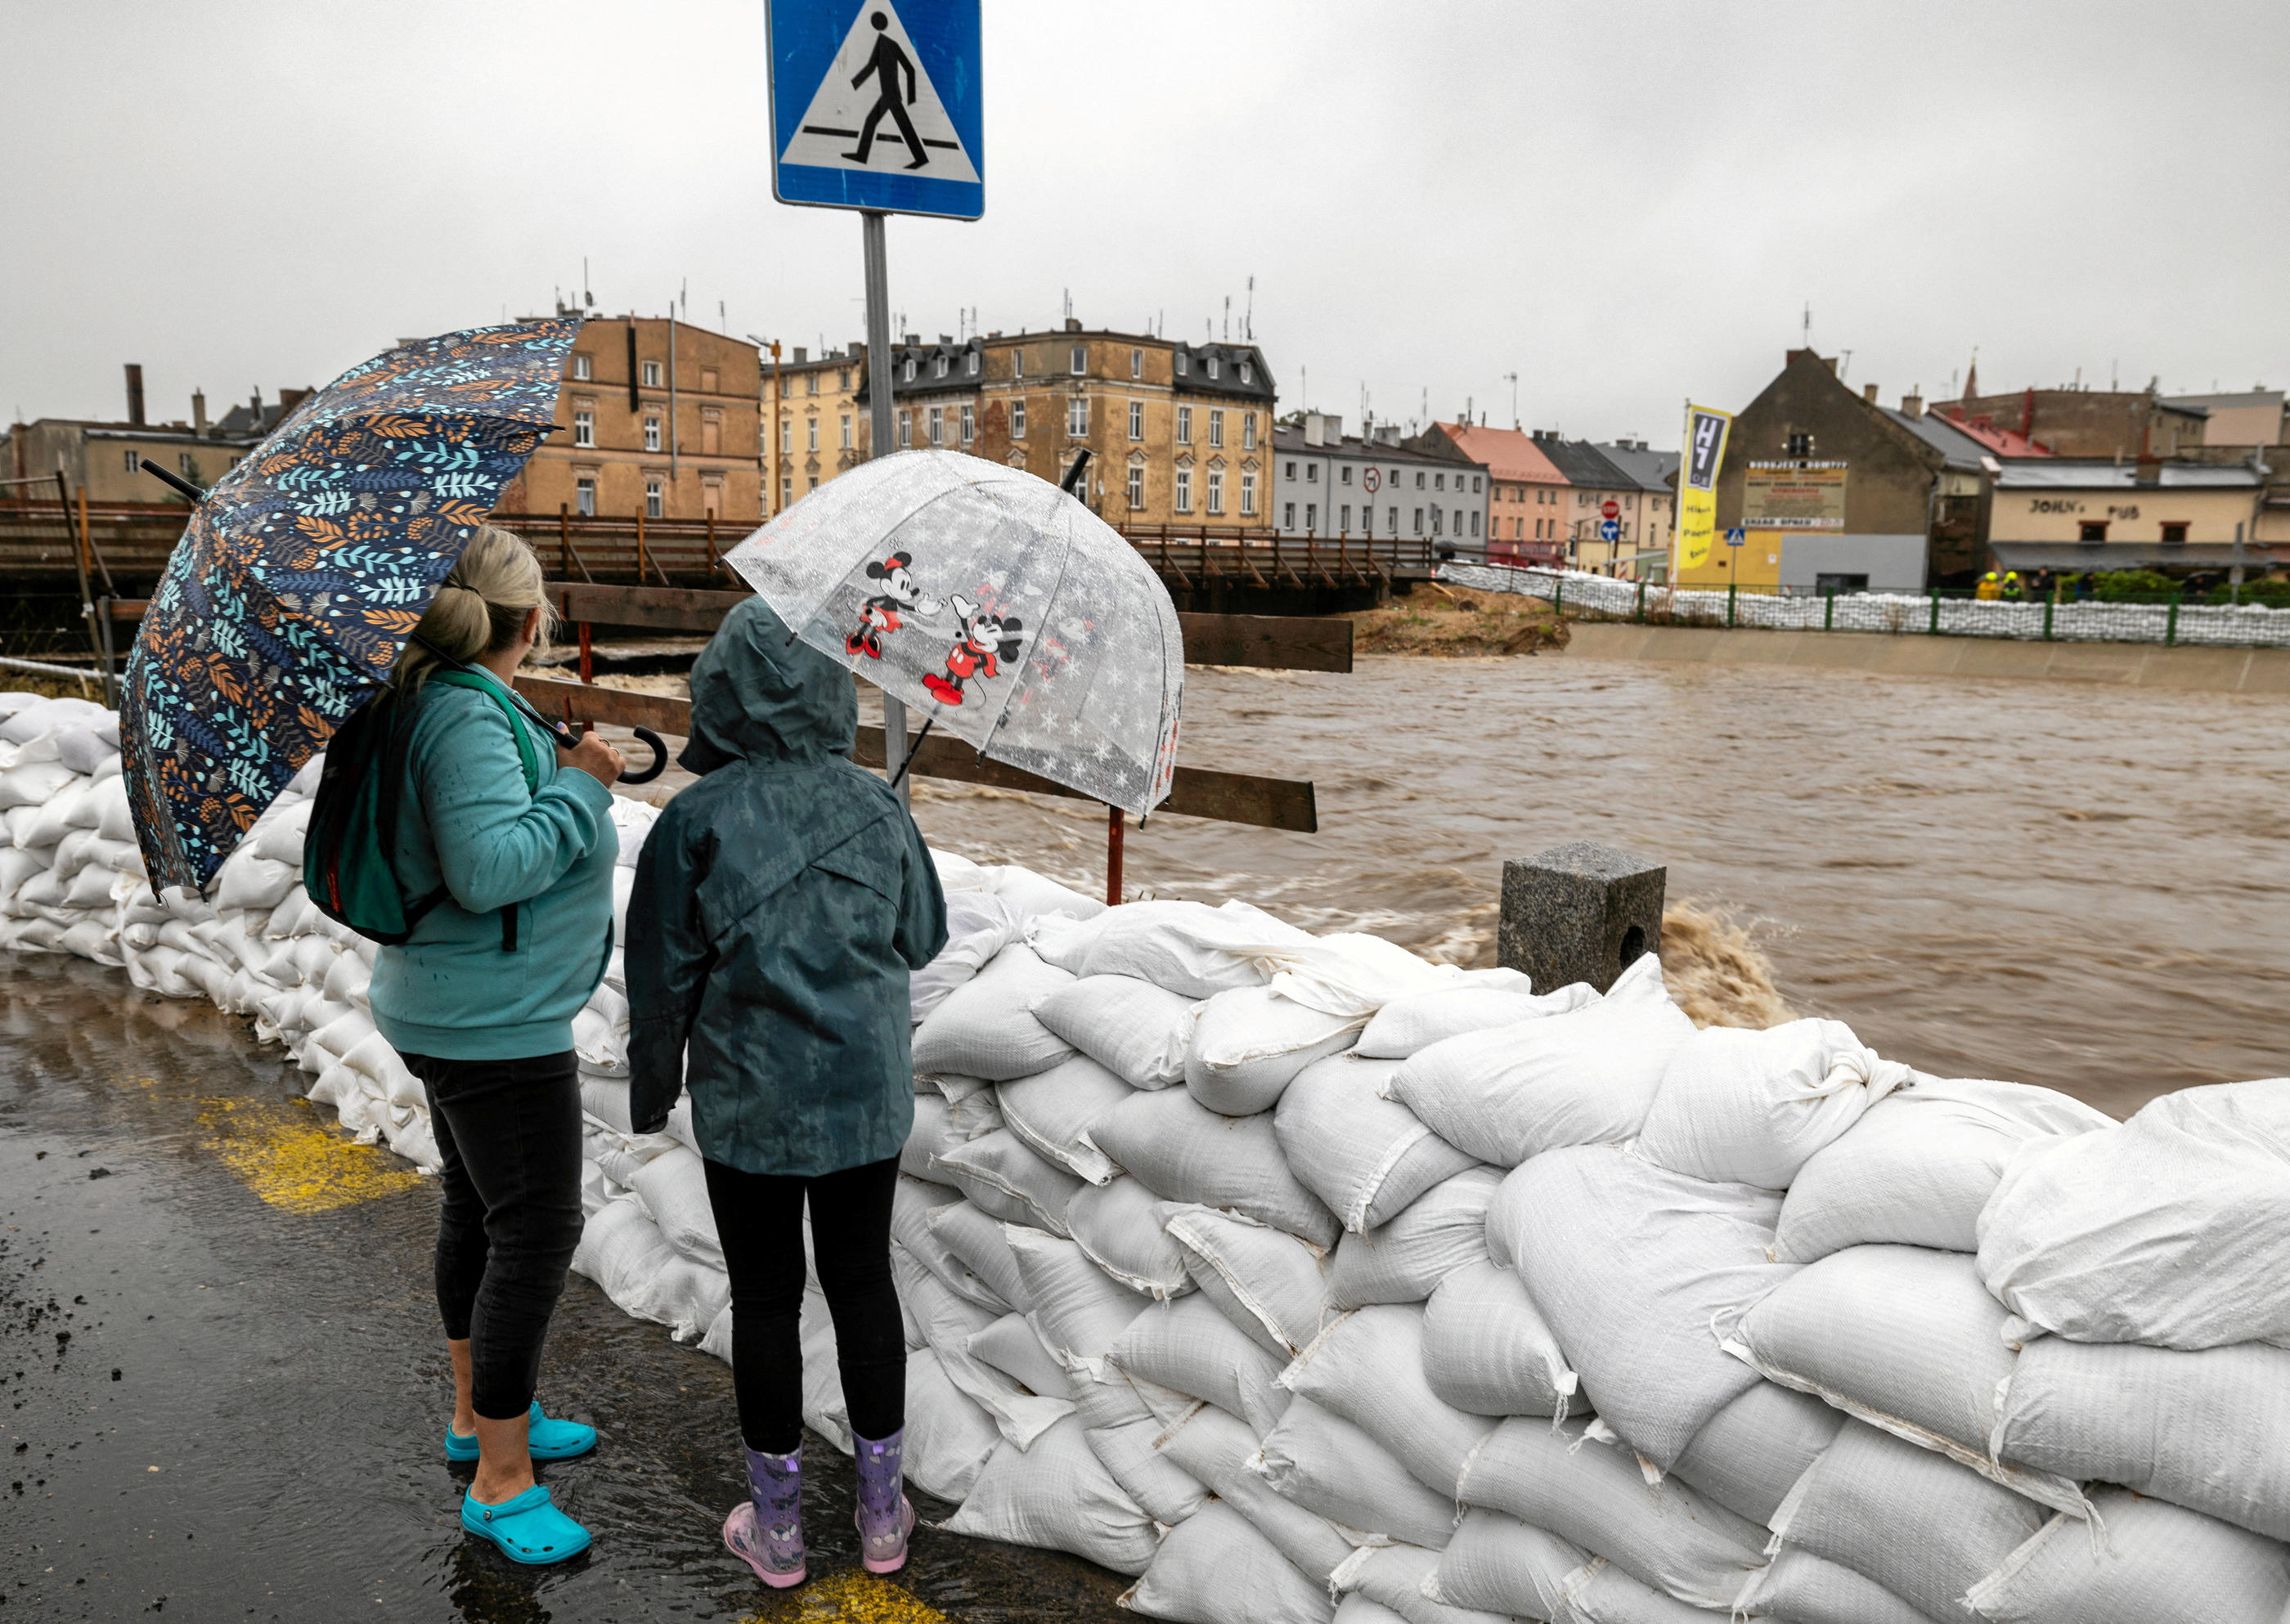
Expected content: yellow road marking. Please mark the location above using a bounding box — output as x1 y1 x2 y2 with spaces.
742 1568 954 1624
194 1097 424 1214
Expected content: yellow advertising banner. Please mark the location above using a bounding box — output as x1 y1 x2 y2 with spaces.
1677 404 1732 571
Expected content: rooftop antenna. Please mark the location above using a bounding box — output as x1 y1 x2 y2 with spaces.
1839 349 1853 384
680 278 688 320
1062 287 1072 321
1245 275 1255 342
719 299 727 333
1801 302 1812 347
583 256 591 308
1223 294 1230 343
1503 371 1519 427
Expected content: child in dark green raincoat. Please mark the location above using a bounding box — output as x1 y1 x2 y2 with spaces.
627 597 947 1588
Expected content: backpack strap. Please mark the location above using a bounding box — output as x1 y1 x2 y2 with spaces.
428 668 550 951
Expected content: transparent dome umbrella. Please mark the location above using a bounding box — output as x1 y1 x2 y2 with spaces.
723 449 1183 818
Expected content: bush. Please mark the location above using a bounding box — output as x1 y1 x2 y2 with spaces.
2090 569 2179 602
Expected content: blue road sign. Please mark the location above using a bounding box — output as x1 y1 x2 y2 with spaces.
1599 519 1621 543
766 0 983 219
1724 527 1747 547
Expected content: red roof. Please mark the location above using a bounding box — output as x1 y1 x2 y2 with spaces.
1434 422 1570 486
1940 406 2052 458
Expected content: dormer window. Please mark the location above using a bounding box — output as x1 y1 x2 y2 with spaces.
1239 361 1253 384
1206 357 1220 380
1070 345 1086 375
967 352 980 375
935 355 949 379
903 357 918 383
1175 352 1188 377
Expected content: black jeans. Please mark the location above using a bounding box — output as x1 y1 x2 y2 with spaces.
405 1049 586 1422
704 1155 905 1455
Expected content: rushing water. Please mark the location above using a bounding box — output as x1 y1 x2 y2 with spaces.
889 653 2290 1120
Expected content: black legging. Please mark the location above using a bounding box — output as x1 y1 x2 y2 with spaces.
704 1155 905 1454
405 1049 586 1421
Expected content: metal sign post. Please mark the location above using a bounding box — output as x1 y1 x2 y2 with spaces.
767 0 984 806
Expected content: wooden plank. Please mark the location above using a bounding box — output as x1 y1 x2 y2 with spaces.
105 599 150 620
551 583 748 633
1177 611 1352 673
509 673 1316 832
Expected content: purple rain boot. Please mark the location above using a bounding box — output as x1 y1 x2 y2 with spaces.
853 1428 915 1575
724 1442 806 1588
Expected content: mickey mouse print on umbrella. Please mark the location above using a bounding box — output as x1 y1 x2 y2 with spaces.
722 449 1183 818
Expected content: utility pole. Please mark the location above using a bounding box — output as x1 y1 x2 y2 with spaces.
1504 372 1519 428
862 210 911 806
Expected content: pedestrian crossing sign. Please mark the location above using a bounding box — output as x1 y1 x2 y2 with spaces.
767 0 985 219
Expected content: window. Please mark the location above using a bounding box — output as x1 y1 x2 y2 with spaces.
808 473 819 491
1011 401 1026 437
1472 476 1482 494
806 373 819 396
1412 506 1424 535
123 448 137 473
961 403 975 445
1127 464 1145 509
1471 511 1481 537
781 473 793 505
703 478 721 518
935 355 949 379
841 414 853 449
1431 506 1444 536
839 369 851 390
571 353 592 380
1206 357 1220 380
642 360 662 388
903 357 918 383
1174 352 1188 377
967 352 979 375
780 420 793 455
1175 468 1193 512
1241 471 1256 515
1070 345 1086 375
1067 396 1088 437
645 479 664 519
1386 506 1398 533
1340 504 1351 532
1240 362 1253 384
1283 460 1295 479
1243 415 1257 451
1013 351 1024 379
702 410 721 455
1340 465 1353 485
1207 469 1224 515
1209 410 1224 449
1306 464 1318 483
1414 471 1426 489
572 407 595 447
1130 348 1143 379
1284 502 1295 528
1129 400 1144 440
2161 522 2188 544
1785 431 1814 457
1177 406 1193 445
928 405 944 446
1304 502 1317 531
644 415 662 451
806 418 819 453
1435 473 1445 491
2079 521 2108 542
576 476 596 516
899 410 912 448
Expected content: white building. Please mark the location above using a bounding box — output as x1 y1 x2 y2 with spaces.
1272 413 1489 547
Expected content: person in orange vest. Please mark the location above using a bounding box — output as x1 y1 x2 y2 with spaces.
1976 571 2003 601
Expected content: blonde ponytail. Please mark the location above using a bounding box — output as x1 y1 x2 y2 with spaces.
393 525 555 696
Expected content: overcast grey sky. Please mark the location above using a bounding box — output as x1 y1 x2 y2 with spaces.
5 1 2284 445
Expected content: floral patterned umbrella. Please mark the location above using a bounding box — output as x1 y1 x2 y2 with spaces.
122 316 582 894
723 450 1183 817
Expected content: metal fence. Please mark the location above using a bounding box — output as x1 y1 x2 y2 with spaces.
1438 563 2290 650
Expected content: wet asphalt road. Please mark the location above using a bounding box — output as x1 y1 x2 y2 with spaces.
0 952 1129 1623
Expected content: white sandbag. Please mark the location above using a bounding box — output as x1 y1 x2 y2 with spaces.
928 1198 1034 1310
1068 1178 1193 1299
1071 1364 1177 1432
0 846 43 899
905 1345 1002 1501
1555 1557 1744 1623
1722 1243 2083 1514
92 775 136 844
1775 1075 2112 1264
1331 1600 1406 1624
569 1197 730 1342
1332 1543 1511 1624
932 1129 1085 1236
1420 1259 1578 1420
214 853 300 913
0 696 108 746
1494 1146 1789 1469
1031 897 1313 997
1123 1501 1333 1624
1976 1077 2290 1351
931 846 991 892
18 778 91 847
1667 1378 1843 1528
248 796 312 865
1109 1294 1291 1435
1633 1019 1911 1190
1431 1510 1588 1622
1087 1415 1210 1525
1767 1419 2050 1624
1033 973 1197 1091
1185 985 1362 1116
1004 1226 1150 1380
1737 1546 1935 1624
798 1286 853 1451
1326 1164 1499 1312
910 944 1078 1081
0 759 75 813
1357 976 1591 1061
1275 1052 1482 1235
983 863 1106 922
1963 1487 2290 1624
1253 1395 1456 1550
900 1249 1076 1447
1165 1204 1327 1357
892 1176 1007 1312
1992 1335 2290 1541
900 1088 1005 1186
910 887 1026 1024
940 1415 1161 1575
995 1054 1133 1183
1456 1415 1767 1611
1279 1305 1493 1497
1157 1402 1354 1582
1089 1088 1340 1248
53 723 118 778
968 1310 1073 1398
1385 954 1694 1169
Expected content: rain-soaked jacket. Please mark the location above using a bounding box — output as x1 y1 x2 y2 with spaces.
626 599 947 1175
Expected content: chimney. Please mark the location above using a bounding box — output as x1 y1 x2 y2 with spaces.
793 347 807 363
124 363 146 426
2135 454 2162 485
279 388 312 413
1862 384 1879 403
1901 388 1924 419
938 334 953 344
191 389 208 434
1063 317 1081 334
1303 414 1324 446
904 333 920 346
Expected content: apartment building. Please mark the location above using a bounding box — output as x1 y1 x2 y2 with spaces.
1273 414 1488 545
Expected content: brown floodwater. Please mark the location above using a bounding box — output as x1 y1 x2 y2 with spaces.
884 653 2290 1121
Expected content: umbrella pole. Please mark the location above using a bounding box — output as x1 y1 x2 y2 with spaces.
1105 805 1124 907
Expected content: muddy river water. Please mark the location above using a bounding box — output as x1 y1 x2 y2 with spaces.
893 653 2289 1120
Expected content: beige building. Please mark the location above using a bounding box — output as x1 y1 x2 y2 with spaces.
2 366 283 505
1989 459 2267 573
2165 390 2287 449
501 315 761 525
766 343 867 516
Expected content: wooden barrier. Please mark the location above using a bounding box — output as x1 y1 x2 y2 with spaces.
510 673 1317 833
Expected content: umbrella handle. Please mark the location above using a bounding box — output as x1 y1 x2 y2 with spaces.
138 456 206 502
620 725 669 784
1060 450 1091 494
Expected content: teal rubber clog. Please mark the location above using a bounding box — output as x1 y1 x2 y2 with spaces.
461 1483 592 1565
445 1400 598 1464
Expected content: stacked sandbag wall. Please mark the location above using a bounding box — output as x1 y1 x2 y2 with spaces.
4 689 2286 1622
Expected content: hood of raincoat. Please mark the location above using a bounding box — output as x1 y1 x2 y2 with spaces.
680 595 856 774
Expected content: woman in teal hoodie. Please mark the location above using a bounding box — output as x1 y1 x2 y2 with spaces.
367 526 624 1566
627 598 946 1589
